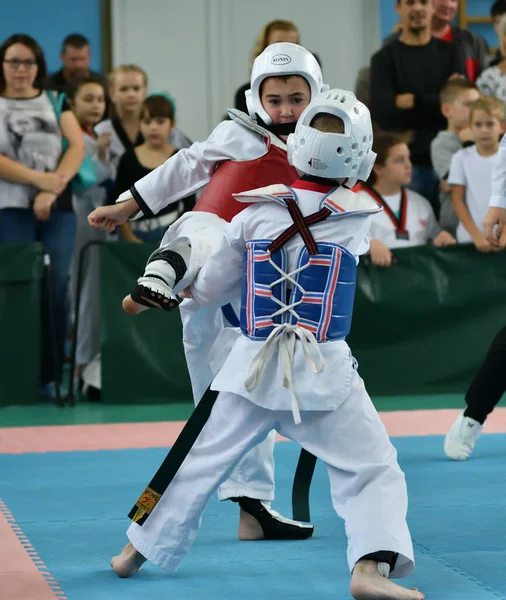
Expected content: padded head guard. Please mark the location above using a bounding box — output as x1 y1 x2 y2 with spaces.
286 88 376 187
245 43 328 125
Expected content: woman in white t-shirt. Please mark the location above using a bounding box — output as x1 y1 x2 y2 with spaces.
449 96 504 251
357 132 455 267
0 34 85 396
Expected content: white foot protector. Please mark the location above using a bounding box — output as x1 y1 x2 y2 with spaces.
133 259 179 309
444 411 484 461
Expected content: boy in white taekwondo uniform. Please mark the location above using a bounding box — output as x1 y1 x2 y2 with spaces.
89 43 326 540
111 90 422 600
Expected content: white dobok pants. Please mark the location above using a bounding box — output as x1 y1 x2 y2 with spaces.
159 212 277 503
127 373 415 577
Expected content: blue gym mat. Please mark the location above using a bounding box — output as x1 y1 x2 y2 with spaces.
1 435 506 599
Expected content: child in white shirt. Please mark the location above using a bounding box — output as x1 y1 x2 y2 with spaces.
449 96 505 251
358 133 455 268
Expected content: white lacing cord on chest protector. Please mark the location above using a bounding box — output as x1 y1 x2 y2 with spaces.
244 256 325 424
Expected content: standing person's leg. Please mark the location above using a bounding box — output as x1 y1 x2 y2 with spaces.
70 197 107 370
0 208 36 243
113 392 277 576
217 429 276 503
39 210 77 386
278 374 422 600
445 325 506 460
180 299 310 541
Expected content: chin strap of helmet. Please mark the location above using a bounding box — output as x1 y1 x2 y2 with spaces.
255 114 297 137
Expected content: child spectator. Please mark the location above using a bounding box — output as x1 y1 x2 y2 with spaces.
449 96 505 250
431 79 480 234
115 94 195 244
359 132 455 268
67 76 113 382
94 65 146 177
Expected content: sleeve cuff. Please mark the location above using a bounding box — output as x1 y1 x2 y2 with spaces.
130 185 155 218
115 185 156 220
489 195 506 209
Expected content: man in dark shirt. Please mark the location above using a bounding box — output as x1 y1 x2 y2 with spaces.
47 34 107 95
370 0 466 209
384 0 487 81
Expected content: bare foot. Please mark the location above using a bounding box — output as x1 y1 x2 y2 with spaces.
122 294 151 315
238 507 265 540
111 542 147 578
350 560 424 600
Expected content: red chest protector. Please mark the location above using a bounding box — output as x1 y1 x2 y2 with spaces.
194 111 298 222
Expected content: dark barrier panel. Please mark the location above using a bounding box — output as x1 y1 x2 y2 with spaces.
348 244 506 395
0 243 43 405
100 242 506 403
100 242 192 404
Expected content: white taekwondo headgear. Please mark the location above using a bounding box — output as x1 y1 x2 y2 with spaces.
245 42 328 125
286 88 377 187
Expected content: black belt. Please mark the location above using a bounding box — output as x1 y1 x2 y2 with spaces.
128 388 219 524
128 387 316 525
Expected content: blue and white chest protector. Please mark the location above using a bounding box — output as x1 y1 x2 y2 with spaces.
238 187 360 424
241 240 357 342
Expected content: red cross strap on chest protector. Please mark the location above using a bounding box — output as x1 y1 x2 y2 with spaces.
268 196 331 255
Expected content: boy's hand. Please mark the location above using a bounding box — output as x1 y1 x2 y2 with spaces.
369 239 393 267
484 206 506 248
33 191 57 221
395 93 414 110
88 199 139 231
472 233 499 253
458 127 474 143
439 180 451 193
433 231 456 247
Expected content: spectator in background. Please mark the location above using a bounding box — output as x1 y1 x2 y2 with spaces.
431 0 487 81
114 94 195 244
47 34 107 94
67 76 113 382
385 0 487 81
150 91 192 150
449 96 505 251
95 66 191 179
357 132 455 268
0 33 85 397
234 20 300 113
477 15 506 103
370 0 466 213
489 0 506 66
356 0 485 106
431 79 480 234
94 65 147 178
